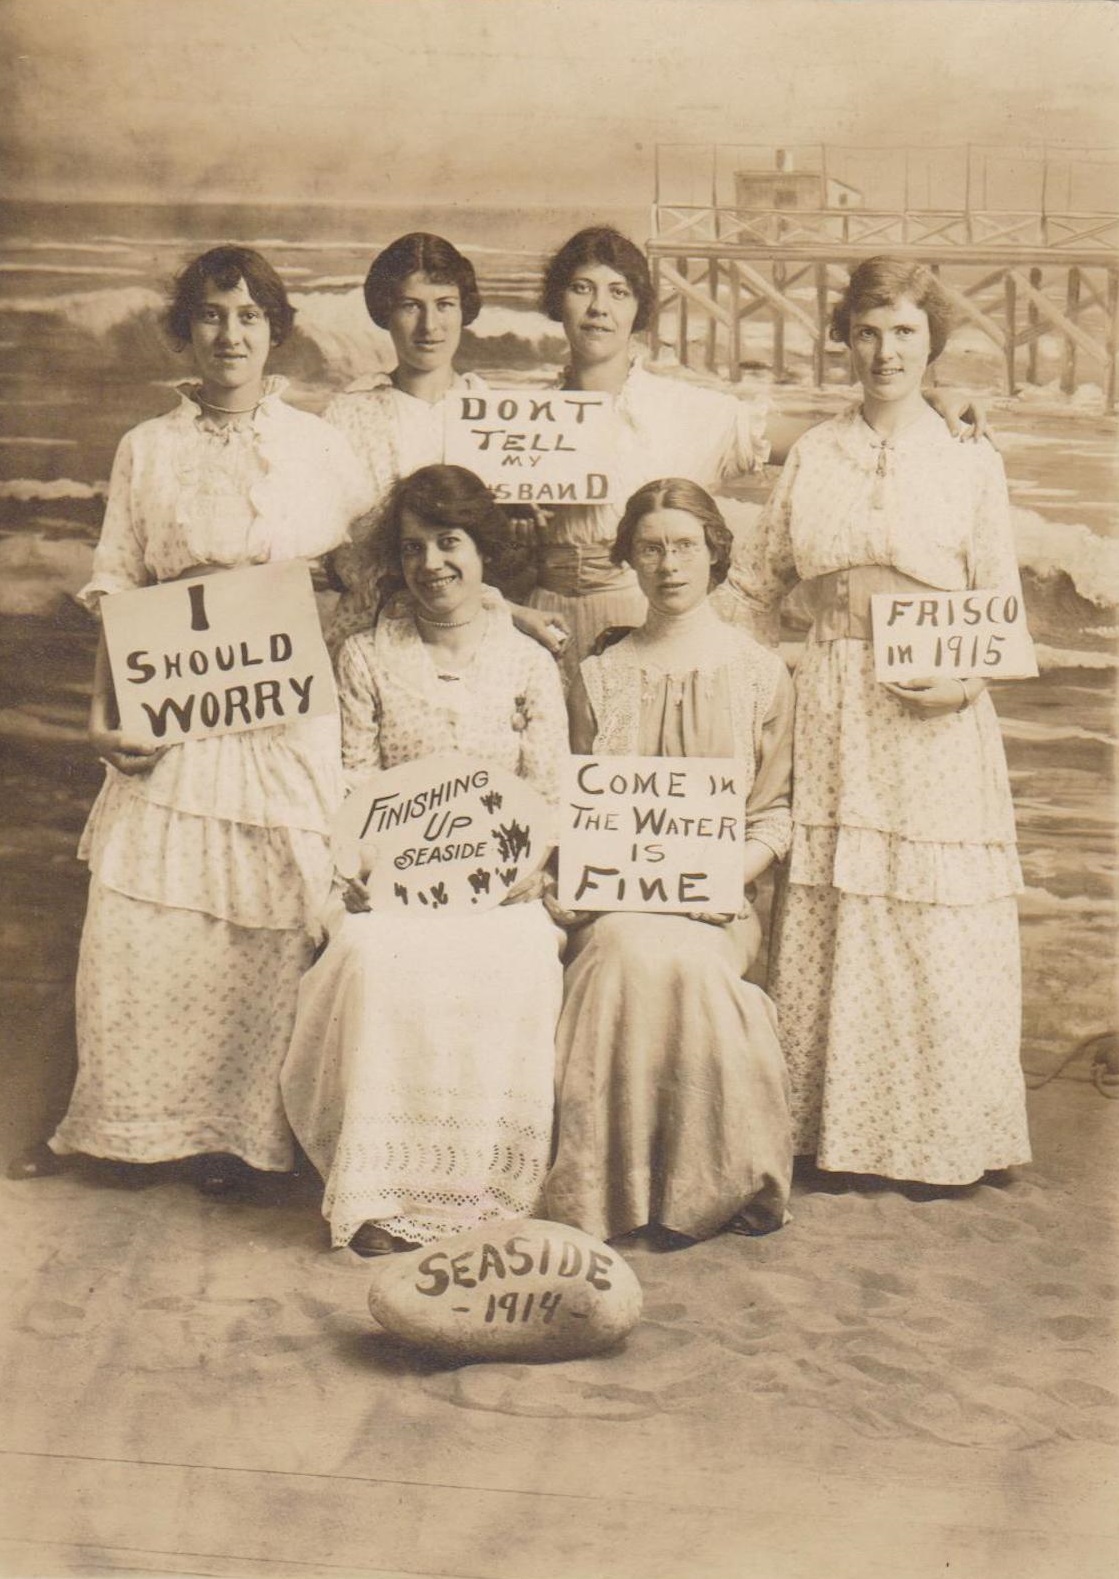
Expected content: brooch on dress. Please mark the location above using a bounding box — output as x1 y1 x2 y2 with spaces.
510 694 529 732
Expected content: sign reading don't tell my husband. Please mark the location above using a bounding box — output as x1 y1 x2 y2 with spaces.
100 561 335 744
443 389 614 504
558 755 746 914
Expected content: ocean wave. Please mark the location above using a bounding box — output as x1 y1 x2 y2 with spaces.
1013 505 1119 609
0 262 146 278
1001 716 1115 747
1017 885 1116 919
0 478 105 501
1033 642 1117 672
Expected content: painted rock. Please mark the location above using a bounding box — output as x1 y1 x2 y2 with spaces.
366 1219 642 1361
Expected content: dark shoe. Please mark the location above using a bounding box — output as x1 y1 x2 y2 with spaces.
6 1141 64 1180
193 1153 250 1196
350 1222 419 1257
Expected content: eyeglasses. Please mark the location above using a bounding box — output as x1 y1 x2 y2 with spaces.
631 539 707 566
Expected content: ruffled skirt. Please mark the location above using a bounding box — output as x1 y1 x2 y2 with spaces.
770 634 1029 1183
51 715 340 1169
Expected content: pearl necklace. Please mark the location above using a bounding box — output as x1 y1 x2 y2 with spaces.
415 606 483 631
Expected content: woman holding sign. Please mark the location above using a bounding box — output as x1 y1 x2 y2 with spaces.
726 257 1030 1188
528 226 984 680
544 478 795 1245
34 247 365 1192
322 232 562 658
281 465 568 1255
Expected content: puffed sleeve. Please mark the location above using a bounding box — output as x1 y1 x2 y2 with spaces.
515 643 570 806
336 636 383 789
77 431 151 612
722 444 803 646
743 660 794 861
969 441 1025 597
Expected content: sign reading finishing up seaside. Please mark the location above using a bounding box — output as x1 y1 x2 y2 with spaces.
443 389 614 503
871 587 1038 682
557 755 746 914
100 562 335 745
332 754 555 916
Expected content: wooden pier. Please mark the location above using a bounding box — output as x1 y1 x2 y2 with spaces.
646 144 1119 410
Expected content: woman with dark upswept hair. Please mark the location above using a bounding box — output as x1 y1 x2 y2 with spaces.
282 464 568 1257
321 232 564 660
527 225 990 682
727 256 1030 1190
14 245 365 1194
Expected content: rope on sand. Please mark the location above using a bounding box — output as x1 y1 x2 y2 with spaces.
1024 1031 1119 1097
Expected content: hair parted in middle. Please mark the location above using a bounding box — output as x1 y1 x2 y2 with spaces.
541 226 654 333
612 477 735 589
829 255 955 363
362 233 482 329
371 464 513 616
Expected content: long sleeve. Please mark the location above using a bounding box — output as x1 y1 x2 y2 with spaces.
969 441 1025 596
744 662 794 861
515 646 570 806
723 444 802 646
336 636 383 789
78 433 150 610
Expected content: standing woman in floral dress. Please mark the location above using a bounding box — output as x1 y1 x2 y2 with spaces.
725 256 1031 1188
17 246 364 1193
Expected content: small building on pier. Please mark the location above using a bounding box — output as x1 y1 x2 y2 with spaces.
647 143 1119 409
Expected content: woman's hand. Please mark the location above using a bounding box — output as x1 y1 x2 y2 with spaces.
501 502 550 551
883 677 971 718
340 872 373 914
510 603 571 658
686 911 736 928
90 728 169 777
925 390 994 445
542 890 594 930
500 868 549 906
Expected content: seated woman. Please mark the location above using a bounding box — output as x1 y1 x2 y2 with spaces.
543 478 794 1245
281 465 569 1255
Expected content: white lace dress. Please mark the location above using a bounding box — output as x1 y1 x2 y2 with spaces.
527 361 769 679
49 379 366 1171
722 402 1030 1184
543 615 795 1242
280 600 568 1249
322 371 489 653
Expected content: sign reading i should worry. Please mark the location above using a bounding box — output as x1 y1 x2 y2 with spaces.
871 587 1038 682
443 389 614 504
332 754 555 916
557 755 746 914
100 561 335 744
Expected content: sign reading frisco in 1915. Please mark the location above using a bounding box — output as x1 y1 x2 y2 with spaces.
99 562 336 745
557 754 746 914
871 586 1038 682
442 389 614 504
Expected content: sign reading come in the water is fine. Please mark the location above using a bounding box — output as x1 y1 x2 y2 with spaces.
871 587 1038 682
557 755 746 914
443 388 614 504
332 754 555 916
101 562 335 744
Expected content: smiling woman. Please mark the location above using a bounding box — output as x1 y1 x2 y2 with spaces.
15 245 367 1193
724 256 1031 1189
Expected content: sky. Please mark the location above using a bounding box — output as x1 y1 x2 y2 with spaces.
1 0 1117 208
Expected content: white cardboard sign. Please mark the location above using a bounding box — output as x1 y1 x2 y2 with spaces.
443 388 615 504
557 755 746 914
332 753 554 916
871 587 1038 682
100 561 335 744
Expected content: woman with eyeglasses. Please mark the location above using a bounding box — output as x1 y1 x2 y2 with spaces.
543 478 794 1246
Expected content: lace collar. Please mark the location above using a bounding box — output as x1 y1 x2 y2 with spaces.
173 373 289 433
